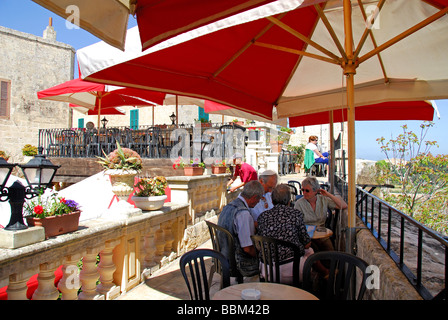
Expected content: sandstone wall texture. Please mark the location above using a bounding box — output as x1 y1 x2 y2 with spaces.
0 26 75 163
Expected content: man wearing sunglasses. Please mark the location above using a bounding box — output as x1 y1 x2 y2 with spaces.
294 177 347 252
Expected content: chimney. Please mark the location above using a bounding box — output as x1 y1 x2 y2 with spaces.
43 17 57 41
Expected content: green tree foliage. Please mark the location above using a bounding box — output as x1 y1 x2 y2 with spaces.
376 122 448 235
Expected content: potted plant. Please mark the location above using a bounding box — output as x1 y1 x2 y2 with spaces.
173 156 205 176
24 192 81 239
0 150 9 161
287 144 305 173
269 135 285 153
131 176 168 211
211 159 228 174
97 142 143 203
22 144 38 163
230 119 245 126
196 118 212 127
247 126 261 141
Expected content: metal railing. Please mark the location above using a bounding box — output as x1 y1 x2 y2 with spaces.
334 174 447 300
38 123 248 159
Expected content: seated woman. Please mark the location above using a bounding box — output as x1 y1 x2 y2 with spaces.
256 184 315 284
305 135 328 175
294 177 347 252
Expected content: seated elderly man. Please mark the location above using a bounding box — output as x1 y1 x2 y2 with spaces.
218 180 265 277
256 184 314 284
250 170 278 223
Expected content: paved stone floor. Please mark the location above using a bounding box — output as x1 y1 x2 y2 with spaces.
116 172 329 300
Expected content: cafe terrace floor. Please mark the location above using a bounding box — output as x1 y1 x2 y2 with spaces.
117 172 326 300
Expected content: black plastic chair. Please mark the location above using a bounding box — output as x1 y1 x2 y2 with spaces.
179 249 230 300
205 220 243 285
288 180 303 196
251 235 302 287
284 184 298 207
302 251 370 300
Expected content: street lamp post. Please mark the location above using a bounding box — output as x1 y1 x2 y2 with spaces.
169 112 176 125
0 155 60 231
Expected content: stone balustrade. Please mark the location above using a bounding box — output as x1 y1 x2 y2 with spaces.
167 173 231 225
0 203 189 300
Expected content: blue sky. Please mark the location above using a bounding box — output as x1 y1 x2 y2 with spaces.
1 0 447 161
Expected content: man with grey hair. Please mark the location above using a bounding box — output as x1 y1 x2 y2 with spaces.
251 170 278 222
218 180 264 277
227 153 258 193
257 184 316 284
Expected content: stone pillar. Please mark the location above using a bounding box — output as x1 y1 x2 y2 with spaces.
58 254 82 300
79 248 104 300
7 273 31 300
97 239 121 300
32 262 60 300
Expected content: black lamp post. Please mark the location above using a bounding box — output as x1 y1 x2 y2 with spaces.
101 116 109 128
169 112 176 125
0 155 60 231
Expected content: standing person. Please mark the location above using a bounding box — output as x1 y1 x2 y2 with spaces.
218 180 264 277
251 170 278 223
305 135 329 176
227 152 258 193
256 184 315 284
294 177 347 252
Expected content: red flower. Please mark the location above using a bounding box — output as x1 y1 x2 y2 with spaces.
60 198 66 204
34 205 44 215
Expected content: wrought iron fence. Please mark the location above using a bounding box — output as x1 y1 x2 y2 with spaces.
38 123 248 160
334 174 447 300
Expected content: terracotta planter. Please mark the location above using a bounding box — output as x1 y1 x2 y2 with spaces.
270 142 284 153
26 210 81 239
183 166 204 176
131 195 167 211
211 166 227 174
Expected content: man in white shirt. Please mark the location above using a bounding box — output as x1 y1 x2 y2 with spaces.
251 170 278 223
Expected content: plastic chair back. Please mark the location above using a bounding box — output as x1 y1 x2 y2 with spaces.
205 220 243 284
302 251 370 300
251 235 302 287
179 249 230 300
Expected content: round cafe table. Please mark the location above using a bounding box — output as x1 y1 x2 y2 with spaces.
212 282 318 300
312 227 333 240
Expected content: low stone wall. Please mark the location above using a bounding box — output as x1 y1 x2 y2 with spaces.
356 222 422 300
49 158 179 185
338 210 422 300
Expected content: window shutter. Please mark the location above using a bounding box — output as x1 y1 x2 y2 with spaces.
0 80 10 118
130 109 139 129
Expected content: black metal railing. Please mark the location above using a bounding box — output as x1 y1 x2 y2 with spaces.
334 174 447 300
38 123 249 160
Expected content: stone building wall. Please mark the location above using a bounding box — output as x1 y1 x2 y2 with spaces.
0 25 75 163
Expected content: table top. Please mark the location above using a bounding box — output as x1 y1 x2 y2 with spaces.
312 227 333 239
212 282 319 300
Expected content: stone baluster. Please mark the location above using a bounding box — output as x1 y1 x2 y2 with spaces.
163 221 175 257
58 254 82 300
97 239 121 300
142 226 159 269
79 247 104 300
7 272 34 300
154 227 165 264
32 262 60 300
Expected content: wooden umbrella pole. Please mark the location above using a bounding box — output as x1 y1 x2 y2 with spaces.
343 0 357 254
329 111 335 194
97 97 102 129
